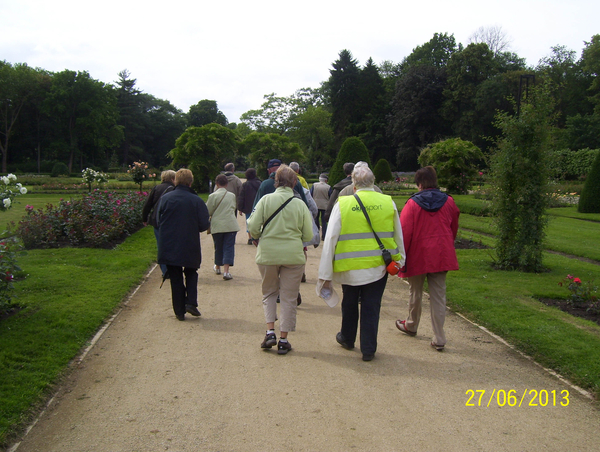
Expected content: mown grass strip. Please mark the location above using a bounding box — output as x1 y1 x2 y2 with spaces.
0 227 156 446
448 250 600 396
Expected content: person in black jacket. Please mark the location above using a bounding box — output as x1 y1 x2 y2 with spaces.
142 170 176 277
157 169 210 321
323 162 354 222
237 168 262 245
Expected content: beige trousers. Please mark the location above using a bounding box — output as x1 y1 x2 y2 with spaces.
257 264 305 333
405 272 448 346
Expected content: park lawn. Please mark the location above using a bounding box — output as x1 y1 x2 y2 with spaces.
547 206 600 222
0 227 157 446
448 249 600 395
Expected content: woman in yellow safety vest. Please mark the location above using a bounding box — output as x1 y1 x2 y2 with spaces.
318 162 405 361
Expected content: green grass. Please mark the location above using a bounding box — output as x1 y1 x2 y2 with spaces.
0 227 156 446
448 250 600 395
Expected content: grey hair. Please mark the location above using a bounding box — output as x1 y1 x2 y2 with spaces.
352 163 375 189
161 170 176 183
289 162 300 173
224 162 235 172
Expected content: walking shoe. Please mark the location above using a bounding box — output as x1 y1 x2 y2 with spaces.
277 340 292 355
362 354 375 361
301 273 306 283
431 342 444 352
261 332 277 349
185 305 201 317
336 332 354 350
176 314 185 321
297 293 302 306
223 272 233 280
213 265 221 275
395 319 417 337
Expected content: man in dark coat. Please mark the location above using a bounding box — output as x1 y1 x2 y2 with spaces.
157 169 210 321
252 159 308 209
324 162 354 222
142 170 176 277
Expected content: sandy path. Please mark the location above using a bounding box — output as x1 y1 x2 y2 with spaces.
9 213 600 451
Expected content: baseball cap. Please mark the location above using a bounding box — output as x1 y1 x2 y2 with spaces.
267 159 282 169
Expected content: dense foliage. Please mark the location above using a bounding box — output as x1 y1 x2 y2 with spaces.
418 138 484 194
328 137 371 186
548 148 599 180
490 84 554 272
578 150 600 213
16 190 146 249
373 158 394 183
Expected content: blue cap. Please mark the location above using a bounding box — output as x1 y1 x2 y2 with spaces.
267 159 282 169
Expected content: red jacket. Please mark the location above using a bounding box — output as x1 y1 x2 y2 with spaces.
399 189 459 278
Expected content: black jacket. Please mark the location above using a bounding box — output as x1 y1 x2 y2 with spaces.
238 177 262 214
324 176 353 222
142 182 175 227
157 185 210 268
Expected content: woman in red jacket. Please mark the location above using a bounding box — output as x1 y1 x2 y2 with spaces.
395 166 459 351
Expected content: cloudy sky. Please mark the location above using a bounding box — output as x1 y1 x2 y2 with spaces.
1 0 598 123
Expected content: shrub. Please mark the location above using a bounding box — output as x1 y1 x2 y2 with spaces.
127 161 155 192
373 158 394 183
578 150 600 213
328 137 371 186
17 190 146 249
548 148 599 180
418 138 483 194
490 83 554 272
51 162 70 177
81 168 109 192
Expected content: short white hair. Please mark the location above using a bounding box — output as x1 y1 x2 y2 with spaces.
289 162 300 173
352 162 375 189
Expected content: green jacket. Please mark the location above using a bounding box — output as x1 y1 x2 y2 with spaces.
248 187 313 265
207 188 240 234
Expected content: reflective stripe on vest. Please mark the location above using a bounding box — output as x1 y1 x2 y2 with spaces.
333 191 401 272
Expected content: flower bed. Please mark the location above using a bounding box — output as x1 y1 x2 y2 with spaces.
16 190 147 249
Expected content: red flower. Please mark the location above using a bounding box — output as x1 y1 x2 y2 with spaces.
574 278 582 284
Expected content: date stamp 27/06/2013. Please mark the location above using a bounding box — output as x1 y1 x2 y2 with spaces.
466 389 570 407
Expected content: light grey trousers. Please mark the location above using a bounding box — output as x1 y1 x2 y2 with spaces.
258 264 305 333
405 271 448 346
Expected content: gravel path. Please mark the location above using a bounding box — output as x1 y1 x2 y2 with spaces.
9 214 600 451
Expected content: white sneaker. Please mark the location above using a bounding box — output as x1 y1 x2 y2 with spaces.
223 272 232 280
213 265 221 275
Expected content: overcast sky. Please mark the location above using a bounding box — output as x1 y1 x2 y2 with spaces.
1 0 598 123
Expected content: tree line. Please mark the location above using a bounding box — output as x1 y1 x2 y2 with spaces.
1 30 599 177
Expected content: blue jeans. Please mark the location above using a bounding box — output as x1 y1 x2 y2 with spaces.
212 232 236 266
340 274 388 356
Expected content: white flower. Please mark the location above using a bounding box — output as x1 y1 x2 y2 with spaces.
8 173 17 181
3 198 11 208
20 187 27 195
2 177 9 185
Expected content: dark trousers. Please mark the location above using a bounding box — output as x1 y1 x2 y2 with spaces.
167 265 198 317
153 227 168 276
316 209 328 239
212 232 236 266
340 274 388 356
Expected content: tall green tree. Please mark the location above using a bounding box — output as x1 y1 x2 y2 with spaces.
287 106 335 171
400 32 459 73
490 83 555 272
45 70 121 172
328 50 360 146
581 34 600 113
388 64 449 170
187 100 228 127
0 62 41 172
115 69 145 166
169 124 239 192
328 137 371 186
140 96 186 167
240 132 304 179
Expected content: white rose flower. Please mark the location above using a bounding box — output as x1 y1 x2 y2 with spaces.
20 187 28 194
2 177 9 185
3 198 11 208
8 174 17 181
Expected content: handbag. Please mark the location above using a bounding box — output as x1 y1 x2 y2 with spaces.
353 194 400 275
207 190 228 234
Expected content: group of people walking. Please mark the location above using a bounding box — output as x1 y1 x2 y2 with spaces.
142 160 459 361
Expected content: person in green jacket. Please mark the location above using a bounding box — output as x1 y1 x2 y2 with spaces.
207 174 240 280
248 165 314 355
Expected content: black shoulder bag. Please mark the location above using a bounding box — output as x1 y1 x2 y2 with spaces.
353 194 393 266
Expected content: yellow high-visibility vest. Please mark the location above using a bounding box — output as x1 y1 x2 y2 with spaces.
333 191 401 272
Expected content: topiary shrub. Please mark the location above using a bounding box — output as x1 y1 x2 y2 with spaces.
328 137 371 186
51 162 70 177
373 158 394 183
418 138 483 194
578 150 600 213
